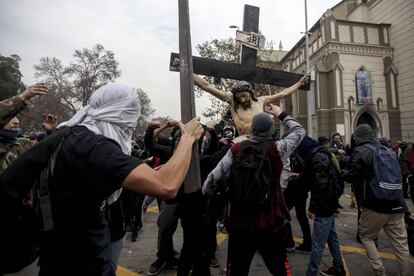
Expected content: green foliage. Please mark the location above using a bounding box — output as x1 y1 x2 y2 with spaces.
0 54 25 100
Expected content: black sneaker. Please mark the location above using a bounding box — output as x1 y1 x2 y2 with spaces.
131 224 143 242
210 256 219 268
148 258 167 275
167 256 179 269
173 249 180 258
320 267 345 276
295 243 311 254
286 240 296 252
131 231 138 242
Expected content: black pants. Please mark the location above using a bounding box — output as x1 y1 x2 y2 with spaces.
156 201 179 261
410 176 414 205
403 174 409 197
227 228 290 276
177 193 211 276
131 194 145 233
284 189 312 247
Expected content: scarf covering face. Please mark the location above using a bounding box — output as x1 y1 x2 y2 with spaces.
58 83 141 206
0 128 20 143
251 112 275 143
58 83 141 154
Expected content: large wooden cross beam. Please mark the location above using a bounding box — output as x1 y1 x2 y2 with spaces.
177 0 201 193
171 4 310 90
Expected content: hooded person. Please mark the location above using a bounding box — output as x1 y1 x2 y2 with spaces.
0 83 204 275
57 83 142 272
343 124 410 275
283 136 319 253
330 132 343 150
202 106 306 276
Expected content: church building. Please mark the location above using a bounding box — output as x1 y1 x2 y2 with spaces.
279 0 414 143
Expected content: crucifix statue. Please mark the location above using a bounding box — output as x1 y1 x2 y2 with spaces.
174 2 308 192
172 4 309 139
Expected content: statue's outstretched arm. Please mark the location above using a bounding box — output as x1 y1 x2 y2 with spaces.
262 75 309 104
193 74 232 103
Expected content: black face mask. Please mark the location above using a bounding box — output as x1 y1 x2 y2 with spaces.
334 139 343 148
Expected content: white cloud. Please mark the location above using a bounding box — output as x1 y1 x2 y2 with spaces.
0 0 339 122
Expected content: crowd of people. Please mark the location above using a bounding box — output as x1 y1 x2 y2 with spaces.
0 79 413 276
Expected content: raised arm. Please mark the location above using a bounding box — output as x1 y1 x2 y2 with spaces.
153 120 177 141
262 75 309 105
122 117 203 199
266 104 305 162
0 83 48 126
202 148 233 195
193 74 233 103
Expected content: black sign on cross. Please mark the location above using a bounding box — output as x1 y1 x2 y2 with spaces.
171 4 310 90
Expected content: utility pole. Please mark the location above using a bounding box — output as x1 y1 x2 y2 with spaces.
304 0 313 137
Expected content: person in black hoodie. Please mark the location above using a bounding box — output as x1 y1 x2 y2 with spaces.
283 149 312 253
302 136 345 276
343 124 410 276
145 122 229 276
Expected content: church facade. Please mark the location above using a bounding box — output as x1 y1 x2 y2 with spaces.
279 0 414 143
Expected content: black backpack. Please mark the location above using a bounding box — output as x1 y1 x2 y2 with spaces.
0 129 70 273
225 141 274 215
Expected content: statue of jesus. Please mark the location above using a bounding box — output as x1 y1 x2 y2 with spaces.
193 74 309 137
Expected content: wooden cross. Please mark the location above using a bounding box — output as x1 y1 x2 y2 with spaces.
177 0 201 193
175 3 309 193
172 4 310 90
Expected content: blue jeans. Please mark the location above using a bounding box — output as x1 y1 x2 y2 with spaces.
307 215 344 276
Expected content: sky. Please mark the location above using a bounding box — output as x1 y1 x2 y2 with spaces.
0 0 340 122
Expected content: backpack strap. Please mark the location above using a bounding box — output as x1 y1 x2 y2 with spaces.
38 131 72 232
362 143 378 152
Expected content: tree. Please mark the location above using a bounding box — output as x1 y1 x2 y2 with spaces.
134 88 156 135
34 57 76 113
195 38 281 119
70 44 121 106
0 54 25 100
34 44 121 111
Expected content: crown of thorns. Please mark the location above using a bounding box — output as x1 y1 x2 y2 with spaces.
231 81 254 94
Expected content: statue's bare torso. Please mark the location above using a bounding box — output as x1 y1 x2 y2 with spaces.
229 97 266 136
192 74 307 138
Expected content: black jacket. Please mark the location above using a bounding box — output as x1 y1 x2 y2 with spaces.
343 124 405 214
308 147 338 217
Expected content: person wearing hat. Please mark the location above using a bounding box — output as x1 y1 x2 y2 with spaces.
192 74 308 140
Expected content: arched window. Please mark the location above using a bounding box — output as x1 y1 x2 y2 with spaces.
355 66 372 105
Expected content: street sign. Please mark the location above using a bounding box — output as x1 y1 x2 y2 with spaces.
236 30 265 50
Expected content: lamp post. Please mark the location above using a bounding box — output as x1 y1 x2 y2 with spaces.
304 0 313 137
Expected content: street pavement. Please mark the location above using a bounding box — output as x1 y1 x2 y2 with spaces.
117 185 414 276
11 185 414 276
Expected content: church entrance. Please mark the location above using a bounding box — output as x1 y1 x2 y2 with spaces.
357 112 378 135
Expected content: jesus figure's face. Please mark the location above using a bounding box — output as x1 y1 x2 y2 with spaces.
235 91 252 109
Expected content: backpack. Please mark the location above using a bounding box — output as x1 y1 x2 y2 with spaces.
225 141 274 215
329 153 345 199
362 143 403 201
311 148 344 199
0 131 69 273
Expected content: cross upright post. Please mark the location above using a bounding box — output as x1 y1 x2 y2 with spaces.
240 5 260 67
178 0 201 193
